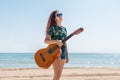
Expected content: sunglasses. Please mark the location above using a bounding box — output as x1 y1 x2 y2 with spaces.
56 13 63 17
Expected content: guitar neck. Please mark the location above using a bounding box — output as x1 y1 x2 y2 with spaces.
51 27 83 52
62 33 74 43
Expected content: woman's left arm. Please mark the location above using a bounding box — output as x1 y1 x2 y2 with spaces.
65 43 69 63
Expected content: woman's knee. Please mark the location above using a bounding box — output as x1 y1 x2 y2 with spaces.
55 71 62 78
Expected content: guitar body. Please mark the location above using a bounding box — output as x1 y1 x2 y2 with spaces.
34 43 61 69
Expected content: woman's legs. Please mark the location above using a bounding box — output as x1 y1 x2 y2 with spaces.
60 59 65 72
53 58 65 80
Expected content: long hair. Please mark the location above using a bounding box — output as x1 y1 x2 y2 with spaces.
46 10 58 34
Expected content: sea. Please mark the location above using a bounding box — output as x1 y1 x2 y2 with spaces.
0 53 120 68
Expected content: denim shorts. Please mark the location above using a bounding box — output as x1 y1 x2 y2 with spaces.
60 45 66 59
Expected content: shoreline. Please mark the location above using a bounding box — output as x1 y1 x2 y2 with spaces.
1 68 120 80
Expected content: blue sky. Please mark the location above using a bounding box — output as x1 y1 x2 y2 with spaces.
0 0 120 53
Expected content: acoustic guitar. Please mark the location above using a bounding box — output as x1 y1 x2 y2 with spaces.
34 27 84 69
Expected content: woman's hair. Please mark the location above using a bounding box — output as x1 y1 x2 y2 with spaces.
46 10 58 34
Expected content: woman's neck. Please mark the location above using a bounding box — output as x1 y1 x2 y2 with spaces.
56 22 62 27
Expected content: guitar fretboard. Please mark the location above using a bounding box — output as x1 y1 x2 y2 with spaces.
62 33 74 43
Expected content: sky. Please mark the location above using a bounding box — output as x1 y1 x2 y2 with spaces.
0 0 120 53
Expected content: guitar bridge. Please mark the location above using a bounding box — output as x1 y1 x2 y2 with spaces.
40 54 45 62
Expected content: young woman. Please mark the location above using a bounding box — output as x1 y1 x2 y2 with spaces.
45 10 69 80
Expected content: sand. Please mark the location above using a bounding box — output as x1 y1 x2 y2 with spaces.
0 68 120 80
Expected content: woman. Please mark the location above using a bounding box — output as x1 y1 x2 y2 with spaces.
44 10 69 80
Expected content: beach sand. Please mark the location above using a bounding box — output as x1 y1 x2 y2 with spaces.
0 68 120 80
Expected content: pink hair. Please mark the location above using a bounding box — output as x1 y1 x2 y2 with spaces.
46 10 58 34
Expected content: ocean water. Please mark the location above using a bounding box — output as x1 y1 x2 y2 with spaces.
0 53 120 68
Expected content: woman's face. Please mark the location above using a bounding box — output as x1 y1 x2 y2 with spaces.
55 11 63 23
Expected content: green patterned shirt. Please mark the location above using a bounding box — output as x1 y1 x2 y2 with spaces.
48 25 67 40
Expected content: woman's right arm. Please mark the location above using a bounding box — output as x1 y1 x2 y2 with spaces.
44 34 57 44
44 34 63 47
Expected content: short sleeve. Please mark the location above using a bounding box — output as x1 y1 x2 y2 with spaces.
48 26 54 36
63 27 67 37
65 27 67 36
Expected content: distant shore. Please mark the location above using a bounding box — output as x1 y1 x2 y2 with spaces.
1 68 120 80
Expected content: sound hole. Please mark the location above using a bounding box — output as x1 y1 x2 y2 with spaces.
48 49 54 54
40 54 45 62
48 44 58 54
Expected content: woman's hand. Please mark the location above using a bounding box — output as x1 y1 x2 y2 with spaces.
66 56 69 63
65 43 69 63
56 41 63 48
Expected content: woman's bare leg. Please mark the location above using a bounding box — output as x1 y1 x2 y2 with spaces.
53 58 65 80
53 58 61 80
60 59 65 73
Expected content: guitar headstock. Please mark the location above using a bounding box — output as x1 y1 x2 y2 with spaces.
73 27 84 35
